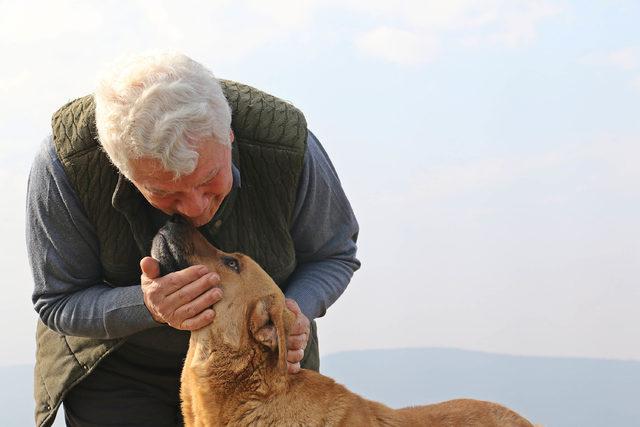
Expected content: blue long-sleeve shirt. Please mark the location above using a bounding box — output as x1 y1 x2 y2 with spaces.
26 131 360 340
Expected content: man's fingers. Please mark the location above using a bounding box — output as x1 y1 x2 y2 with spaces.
290 321 308 336
287 349 304 364
156 265 210 295
285 299 310 336
177 308 216 331
170 287 223 324
287 346 304 375
285 298 302 314
163 272 219 308
287 333 307 351
287 362 301 375
140 263 214 325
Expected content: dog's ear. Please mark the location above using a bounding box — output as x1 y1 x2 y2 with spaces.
249 295 290 373
283 305 296 335
273 303 289 373
249 297 278 352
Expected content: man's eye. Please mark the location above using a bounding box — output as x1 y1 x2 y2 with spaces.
150 190 169 198
201 176 216 187
222 256 240 273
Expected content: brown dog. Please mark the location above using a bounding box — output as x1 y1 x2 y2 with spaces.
151 219 536 427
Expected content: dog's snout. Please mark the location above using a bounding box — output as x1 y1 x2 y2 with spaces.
170 214 188 224
162 215 191 236
151 217 196 275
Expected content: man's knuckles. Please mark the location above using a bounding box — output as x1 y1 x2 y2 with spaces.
178 309 215 331
291 321 309 335
287 334 307 350
173 287 193 304
287 349 305 363
209 287 223 301
287 362 301 374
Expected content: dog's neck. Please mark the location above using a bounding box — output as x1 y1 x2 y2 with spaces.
184 333 289 424
210 346 285 394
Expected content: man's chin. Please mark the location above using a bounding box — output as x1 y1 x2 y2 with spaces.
185 206 220 227
161 201 221 228
187 215 214 228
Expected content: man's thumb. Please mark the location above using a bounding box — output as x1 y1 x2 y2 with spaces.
140 256 161 279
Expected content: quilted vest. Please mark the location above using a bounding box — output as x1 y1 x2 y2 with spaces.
34 81 311 427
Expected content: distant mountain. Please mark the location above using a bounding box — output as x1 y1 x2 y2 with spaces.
3 348 639 426
322 348 640 427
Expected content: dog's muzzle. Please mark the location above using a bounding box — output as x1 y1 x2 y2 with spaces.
151 215 194 276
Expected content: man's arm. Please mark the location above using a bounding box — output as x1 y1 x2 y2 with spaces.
282 131 360 373
26 137 160 338
285 131 361 320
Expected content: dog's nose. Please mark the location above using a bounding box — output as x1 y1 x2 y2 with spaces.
152 217 193 275
163 214 191 235
159 215 194 246
169 214 187 224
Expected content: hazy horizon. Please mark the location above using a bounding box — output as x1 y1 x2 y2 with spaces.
3 348 639 427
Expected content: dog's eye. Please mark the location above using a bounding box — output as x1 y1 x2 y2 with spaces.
222 256 240 273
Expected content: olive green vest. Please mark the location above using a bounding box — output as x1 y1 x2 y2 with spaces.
34 81 317 427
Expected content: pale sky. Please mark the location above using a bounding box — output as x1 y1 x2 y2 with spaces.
1 0 638 366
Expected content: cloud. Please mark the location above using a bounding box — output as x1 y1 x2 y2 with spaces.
378 134 640 210
468 1 561 48
129 0 315 63
406 150 565 201
0 0 319 66
355 27 439 65
0 1 562 72
345 0 490 29
582 47 639 71
606 47 639 71
0 69 31 97
0 0 324 140
580 47 640 93
579 135 640 194
0 0 104 44
349 0 562 64
246 0 318 28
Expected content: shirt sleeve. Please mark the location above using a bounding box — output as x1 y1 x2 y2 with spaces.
284 131 361 320
26 136 159 339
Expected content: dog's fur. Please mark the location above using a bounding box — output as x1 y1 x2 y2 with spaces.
152 220 535 427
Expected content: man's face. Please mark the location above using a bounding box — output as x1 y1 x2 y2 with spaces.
130 137 233 227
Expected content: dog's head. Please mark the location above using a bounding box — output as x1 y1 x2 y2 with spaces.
151 216 294 376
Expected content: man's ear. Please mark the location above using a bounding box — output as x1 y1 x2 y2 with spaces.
249 297 278 351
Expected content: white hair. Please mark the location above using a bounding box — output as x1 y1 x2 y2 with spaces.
94 52 232 179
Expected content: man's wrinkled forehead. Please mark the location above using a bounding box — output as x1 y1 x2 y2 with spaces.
129 140 230 187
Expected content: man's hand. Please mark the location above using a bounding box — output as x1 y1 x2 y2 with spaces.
140 257 223 330
285 298 310 374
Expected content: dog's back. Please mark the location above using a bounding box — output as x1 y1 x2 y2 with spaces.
238 369 536 427
397 399 535 427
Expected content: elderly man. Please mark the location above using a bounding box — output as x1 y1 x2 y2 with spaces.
27 53 360 427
